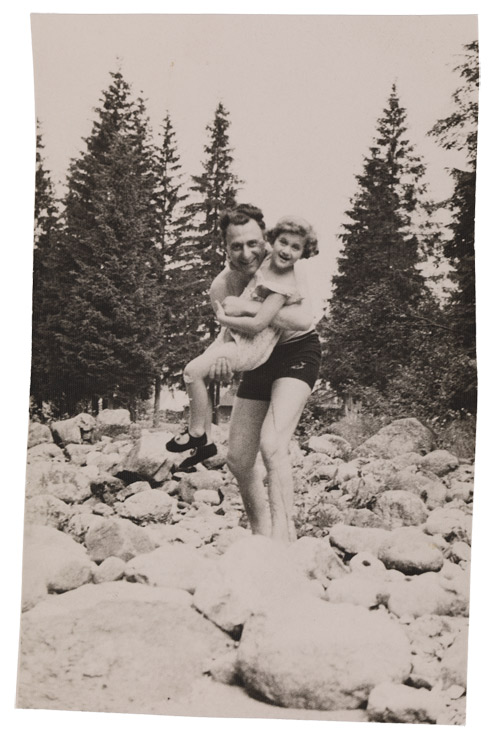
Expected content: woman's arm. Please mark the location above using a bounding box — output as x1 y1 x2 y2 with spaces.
215 292 286 335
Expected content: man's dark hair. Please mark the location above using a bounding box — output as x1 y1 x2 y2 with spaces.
219 203 266 240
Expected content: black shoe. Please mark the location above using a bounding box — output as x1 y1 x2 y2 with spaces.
166 428 208 453
176 443 218 471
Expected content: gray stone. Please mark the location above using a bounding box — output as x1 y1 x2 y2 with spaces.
237 599 412 710
349 551 388 578
121 430 182 482
387 573 469 619
421 450 459 477
124 543 212 593
115 489 175 524
193 536 313 635
424 507 472 545
343 508 385 528
289 536 348 586
367 682 442 723
27 421 53 448
25 460 93 503
324 574 390 609
329 523 391 557
391 468 448 510
22 525 94 610
96 408 131 437
65 443 95 465
194 488 221 506
307 434 352 459
93 556 126 583
24 494 71 529
62 512 103 544
440 630 468 689
180 469 224 491
85 517 156 563
445 480 474 503
51 413 96 445
26 442 65 462
378 527 444 575
372 489 428 529
354 418 435 459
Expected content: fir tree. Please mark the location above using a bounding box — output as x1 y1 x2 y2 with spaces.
52 71 161 416
429 41 478 375
321 86 439 402
30 122 62 413
185 102 243 340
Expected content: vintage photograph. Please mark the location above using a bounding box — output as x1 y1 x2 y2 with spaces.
18 12 478 725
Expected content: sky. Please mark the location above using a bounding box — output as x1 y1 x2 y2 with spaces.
2 4 492 739
31 13 477 308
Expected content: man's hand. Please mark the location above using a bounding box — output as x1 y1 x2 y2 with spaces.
208 356 233 383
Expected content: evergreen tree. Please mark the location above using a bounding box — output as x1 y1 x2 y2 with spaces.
30 122 62 412
321 86 439 402
429 41 478 373
184 102 243 341
51 71 161 415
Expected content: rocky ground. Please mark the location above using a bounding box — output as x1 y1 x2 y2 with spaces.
17 410 473 724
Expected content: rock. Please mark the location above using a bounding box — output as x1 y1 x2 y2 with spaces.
386 573 469 619
334 459 367 485
93 556 126 583
343 508 385 528
445 480 474 503
51 412 96 445
302 452 340 478
27 421 53 448
193 536 313 636
367 682 442 723
204 648 239 685
174 505 240 545
146 523 202 549
25 460 93 503
440 630 468 688
307 434 352 459
116 479 152 500
449 541 471 565
89 472 126 505
202 442 228 470
96 408 131 437
85 450 122 473
237 599 412 710
372 489 428 529
85 518 156 563
17 582 233 714
62 512 104 544
121 430 181 482
115 489 176 524
181 469 224 491
329 523 391 557
26 442 65 462
403 615 467 689
349 551 388 578
210 526 249 554
288 536 348 586
24 494 71 529
378 527 444 575
64 443 95 465
423 508 472 545
390 469 447 510
421 450 459 477
22 525 94 610
324 574 390 609
365 452 424 475
354 418 434 459
124 543 212 593
194 488 221 506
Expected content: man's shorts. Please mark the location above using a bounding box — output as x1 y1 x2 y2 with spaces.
236 330 321 402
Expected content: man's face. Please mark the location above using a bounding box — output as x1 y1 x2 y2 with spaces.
225 220 266 277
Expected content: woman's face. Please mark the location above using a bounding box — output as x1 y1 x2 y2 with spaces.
225 220 266 276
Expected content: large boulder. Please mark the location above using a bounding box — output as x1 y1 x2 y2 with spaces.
124 543 212 593
96 408 131 437
25 460 93 504
22 525 94 610
353 418 434 459
84 518 156 563
237 599 412 710
120 430 185 482
386 572 469 619
420 450 459 477
51 413 96 445
372 489 429 530
27 421 53 448
24 494 72 529
390 469 447 510
193 536 313 636
26 442 65 463
115 489 176 524
378 527 444 575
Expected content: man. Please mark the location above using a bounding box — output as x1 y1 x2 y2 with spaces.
209 204 320 540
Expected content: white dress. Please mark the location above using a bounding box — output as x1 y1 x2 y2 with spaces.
208 261 302 372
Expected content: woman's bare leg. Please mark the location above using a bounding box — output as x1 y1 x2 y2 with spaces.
260 378 311 542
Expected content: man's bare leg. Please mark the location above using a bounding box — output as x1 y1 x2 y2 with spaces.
227 397 271 536
260 378 311 542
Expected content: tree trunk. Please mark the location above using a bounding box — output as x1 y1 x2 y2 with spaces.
153 376 162 428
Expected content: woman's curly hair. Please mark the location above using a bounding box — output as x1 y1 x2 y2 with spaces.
266 216 319 259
